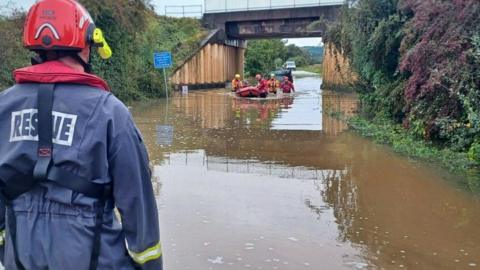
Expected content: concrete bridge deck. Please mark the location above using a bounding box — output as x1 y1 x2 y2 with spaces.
172 0 345 87
203 3 343 39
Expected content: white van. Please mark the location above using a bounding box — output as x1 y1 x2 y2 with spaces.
283 61 296 71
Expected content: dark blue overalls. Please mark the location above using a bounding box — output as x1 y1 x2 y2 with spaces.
0 76 162 270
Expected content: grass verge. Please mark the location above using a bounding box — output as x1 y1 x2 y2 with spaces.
298 64 323 75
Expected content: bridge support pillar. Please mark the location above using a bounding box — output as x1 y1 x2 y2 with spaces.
172 41 245 90
322 43 356 89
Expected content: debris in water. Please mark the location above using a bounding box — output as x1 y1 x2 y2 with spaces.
207 257 224 264
469 263 477 267
345 262 368 269
288 237 299 242
304 262 310 266
204 242 211 246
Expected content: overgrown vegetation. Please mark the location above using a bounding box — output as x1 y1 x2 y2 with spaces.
245 39 320 76
0 0 206 101
0 8 30 90
328 0 480 167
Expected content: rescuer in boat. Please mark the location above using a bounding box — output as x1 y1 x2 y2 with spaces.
267 73 280 94
0 0 162 269
231 74 243 92
280 76 295 93
255 74 269 98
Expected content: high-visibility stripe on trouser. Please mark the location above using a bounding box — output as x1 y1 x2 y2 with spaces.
0 230 5 246
128 242 162 265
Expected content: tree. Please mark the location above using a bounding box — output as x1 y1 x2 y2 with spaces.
245 39 287 76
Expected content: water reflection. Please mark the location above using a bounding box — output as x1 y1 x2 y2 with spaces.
132 75 480 270
164 149 348 180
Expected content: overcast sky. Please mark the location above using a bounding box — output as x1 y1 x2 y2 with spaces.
6 0 323 47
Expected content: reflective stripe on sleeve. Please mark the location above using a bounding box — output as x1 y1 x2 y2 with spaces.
128 242 162 265
0 230 5 246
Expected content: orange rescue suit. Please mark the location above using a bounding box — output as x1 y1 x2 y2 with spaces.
232 79 243 91
267 79 279 94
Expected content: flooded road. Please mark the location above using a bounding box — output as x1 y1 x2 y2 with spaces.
132 75 480 270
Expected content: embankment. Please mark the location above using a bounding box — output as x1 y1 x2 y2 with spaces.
326 0 480 172
0 0 207 101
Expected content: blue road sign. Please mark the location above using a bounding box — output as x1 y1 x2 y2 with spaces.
153 51 173 69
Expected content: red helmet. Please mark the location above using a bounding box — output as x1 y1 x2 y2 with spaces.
24 0 111 59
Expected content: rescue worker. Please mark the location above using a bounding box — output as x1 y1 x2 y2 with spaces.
0 1 162 269
255 74 269 98
280 76 295 93
267 74 280 94
231 74 243 92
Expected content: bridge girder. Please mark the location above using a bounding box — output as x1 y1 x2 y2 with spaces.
203 5 342 39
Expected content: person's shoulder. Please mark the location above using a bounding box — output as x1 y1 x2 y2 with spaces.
1 86 12 96
103 93 130 115
1 84 26 95
0 84 16 103
0 84 39 103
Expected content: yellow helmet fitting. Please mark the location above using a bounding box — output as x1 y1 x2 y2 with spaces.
235 74 241 79
92 28 112 60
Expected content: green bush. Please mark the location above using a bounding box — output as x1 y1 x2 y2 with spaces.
0 11 31 90
468 141 480 163
0 0 205 102
328 0 480 154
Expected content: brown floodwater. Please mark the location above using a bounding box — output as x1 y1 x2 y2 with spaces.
131 75 480 270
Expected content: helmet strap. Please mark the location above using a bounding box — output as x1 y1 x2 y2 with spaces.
72 53 92 73
31 50 92 73
31 55 44 66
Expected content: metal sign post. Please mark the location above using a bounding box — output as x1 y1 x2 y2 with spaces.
153 51 173 101
162 68 169 100
153 51 174 147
